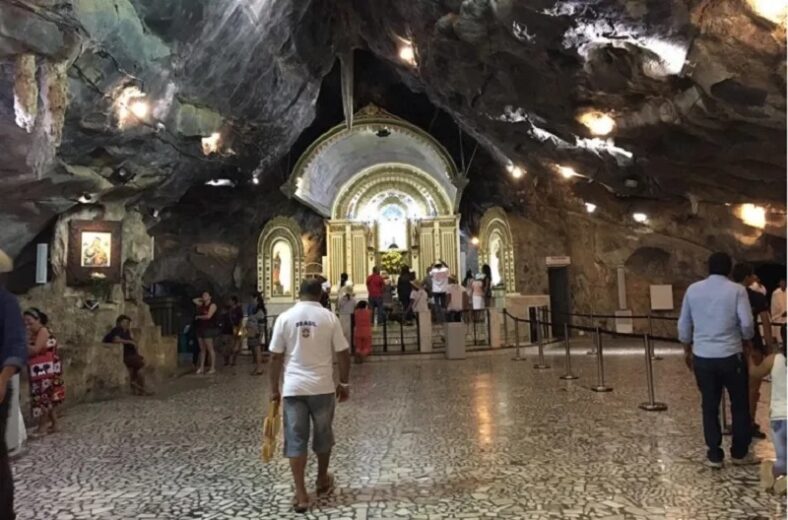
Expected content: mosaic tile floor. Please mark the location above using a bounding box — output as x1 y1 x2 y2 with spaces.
13 339 787 519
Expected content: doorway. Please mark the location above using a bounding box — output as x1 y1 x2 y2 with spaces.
548 266 570 338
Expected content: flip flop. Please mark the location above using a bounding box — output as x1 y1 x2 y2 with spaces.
316 473 335 496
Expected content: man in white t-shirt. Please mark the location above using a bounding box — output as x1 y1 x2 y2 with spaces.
269 279 351 513
446 276 465 322
430 262 450 321
772 279 786 346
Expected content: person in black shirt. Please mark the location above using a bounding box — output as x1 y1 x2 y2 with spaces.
104 315 151 395
733 263 774 439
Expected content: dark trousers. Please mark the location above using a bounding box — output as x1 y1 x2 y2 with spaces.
1 384 15 520
369 296 385 324
693 354 751 462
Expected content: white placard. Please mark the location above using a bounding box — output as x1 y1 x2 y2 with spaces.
650 284 674 311
546 255 571 267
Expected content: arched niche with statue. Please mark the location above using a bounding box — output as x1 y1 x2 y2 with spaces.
257 217 305 303
478 207 517 293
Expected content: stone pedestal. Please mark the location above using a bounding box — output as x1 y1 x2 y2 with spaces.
445 322 466 359
417 311 432 353
489 308 502 348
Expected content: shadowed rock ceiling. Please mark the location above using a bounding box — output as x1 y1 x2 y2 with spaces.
0 0 785 257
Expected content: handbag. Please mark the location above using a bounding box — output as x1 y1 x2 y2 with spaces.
261 399 281 462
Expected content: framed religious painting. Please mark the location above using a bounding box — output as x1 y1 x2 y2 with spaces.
67 220 122 286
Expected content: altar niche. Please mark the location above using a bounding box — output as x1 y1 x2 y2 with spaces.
257 217 304 304
283 105 466 295
478 207 517 293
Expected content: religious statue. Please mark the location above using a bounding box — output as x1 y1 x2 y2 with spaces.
365 223 375 251
272 251 283 296
410 220 419 249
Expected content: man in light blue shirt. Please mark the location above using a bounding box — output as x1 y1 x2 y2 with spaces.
678 252 754 468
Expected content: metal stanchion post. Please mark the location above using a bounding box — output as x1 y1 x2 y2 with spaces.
560 323 578 380
647 313 662 361
721 392 732 436
586 312 597 355
503 311 509 347
512 317 525 361
591 327 612 392
638 334 667 411
534 308 550 369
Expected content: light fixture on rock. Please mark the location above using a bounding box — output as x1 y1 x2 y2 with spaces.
738 203 766 229
748 0 788 24
398 41 416 66
201 132 222 156
584 202 597 214
578 111 616 136
77 193 94 204
506 163 525 179
252 176 260 185
632 212 648 223
115 85 150 129
557 164 579 179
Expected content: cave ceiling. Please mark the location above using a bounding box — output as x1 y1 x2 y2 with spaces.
0 0 785 256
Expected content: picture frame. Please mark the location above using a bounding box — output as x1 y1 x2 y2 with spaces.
67 220 122 286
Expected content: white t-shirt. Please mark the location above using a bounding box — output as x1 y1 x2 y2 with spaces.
269 301 349 397
447 284 464 311
431 266 449 293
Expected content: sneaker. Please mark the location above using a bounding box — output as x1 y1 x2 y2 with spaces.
760 460 775 490
731 453 760 466
705 459 724 469
774 476 787 495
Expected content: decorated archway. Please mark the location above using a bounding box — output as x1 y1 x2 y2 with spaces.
257 217 304 303
478 207 517 293
284 105 464 294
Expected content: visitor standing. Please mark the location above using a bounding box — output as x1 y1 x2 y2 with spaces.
104 315 151 395
193 291 218 375
481 264 493 307
409 281 430 314
748 347 787 495
247 304 267 376
732 263 774 439
366 266 386 326
430 262 450 322
227 296 244 366
446 276 465 322
336 274 356 344
320 277 332 310
0 248 26 520
772 279 786 346
677 252 755 468
268 279 351 513
397 266 412 323
471 274 486 321
353 301 373 363
23 308 65 436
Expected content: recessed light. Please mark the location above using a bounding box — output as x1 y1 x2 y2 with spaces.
633 212 648 223
585 202 597 213
578 111 616 136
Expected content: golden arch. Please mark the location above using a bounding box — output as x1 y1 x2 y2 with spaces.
478 207 517 293
257 217 305 300
332 164 453 220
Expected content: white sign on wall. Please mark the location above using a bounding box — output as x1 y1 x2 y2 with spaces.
546 256 571 267
650 284 674 311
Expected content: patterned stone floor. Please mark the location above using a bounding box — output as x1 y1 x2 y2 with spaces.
13 339 787 519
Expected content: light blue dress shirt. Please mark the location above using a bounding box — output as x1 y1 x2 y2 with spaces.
678 275 754 358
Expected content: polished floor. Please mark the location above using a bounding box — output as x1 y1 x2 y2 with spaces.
12 339 787 519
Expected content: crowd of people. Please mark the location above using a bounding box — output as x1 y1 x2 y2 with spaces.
678 252 786 494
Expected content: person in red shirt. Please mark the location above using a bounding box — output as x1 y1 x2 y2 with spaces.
353 301 373 363
366 266 386 326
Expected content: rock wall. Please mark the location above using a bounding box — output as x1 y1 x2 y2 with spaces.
16 204 177 410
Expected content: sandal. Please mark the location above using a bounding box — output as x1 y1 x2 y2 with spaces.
316 472 335 496
292 497 310 514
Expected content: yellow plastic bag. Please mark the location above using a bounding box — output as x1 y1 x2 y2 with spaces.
261 399 281 462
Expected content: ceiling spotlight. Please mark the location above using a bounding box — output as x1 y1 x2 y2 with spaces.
470 236 480 246
77 193 94 204
584 202 597 213
578 111 616 136
747 0 788 24
509 165 525 178
399 42 416 66
738 203 766 229
201 132 222 156
557 165 579 179
115 85 149 129
633 212 648 223
129 99 149 119
252 176 260 185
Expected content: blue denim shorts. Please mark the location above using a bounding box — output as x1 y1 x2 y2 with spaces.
282 394 335 457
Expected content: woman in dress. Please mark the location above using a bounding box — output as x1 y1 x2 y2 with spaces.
336 273 356 345
353 301 373 363
23 308 65 436
192 291 218 375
